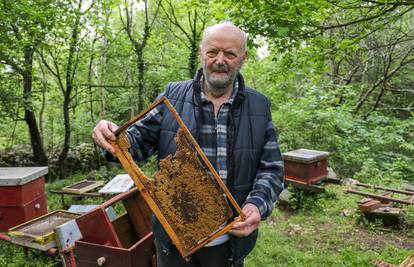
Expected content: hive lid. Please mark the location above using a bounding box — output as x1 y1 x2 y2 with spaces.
0 167 48 186
98 174 134 194
282 149 329 163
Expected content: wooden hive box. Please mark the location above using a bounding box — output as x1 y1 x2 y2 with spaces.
8 210 79 250
0 167 48 232
283 149 330 185
75 188 155 267
109 97 244 260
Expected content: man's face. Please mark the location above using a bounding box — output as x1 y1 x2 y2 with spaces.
200 26 246 96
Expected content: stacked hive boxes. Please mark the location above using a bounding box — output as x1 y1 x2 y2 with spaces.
0 167 48 232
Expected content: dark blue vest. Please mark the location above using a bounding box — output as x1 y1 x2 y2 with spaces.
153 70 271 264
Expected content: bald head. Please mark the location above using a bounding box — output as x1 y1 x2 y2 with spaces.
199 22 247 97
201 22 247 53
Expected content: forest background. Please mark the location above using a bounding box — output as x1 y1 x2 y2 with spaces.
1 1 414 266
0 0 413 182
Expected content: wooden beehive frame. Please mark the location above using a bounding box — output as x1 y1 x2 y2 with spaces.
109 96 245 259
8 210 80 244
62 180 104 194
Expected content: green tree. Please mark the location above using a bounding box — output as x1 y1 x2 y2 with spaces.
119 0 162 112
0 0 65 164
160 0 210 78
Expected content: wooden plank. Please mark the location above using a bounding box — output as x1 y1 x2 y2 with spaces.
346 189 414 205
112 213 138 248
325 177 342 185
75 232 154 267
50 190 103 197
354 182 414 196
122 191 152 239
98 187 138 207
75 240 131 267
62 180 104 194
285 178 325 193
358 198 385 212
76 208 123 248
10 236 56 251
399 254 414 267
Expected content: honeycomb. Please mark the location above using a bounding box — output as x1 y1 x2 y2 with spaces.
144 129 233 250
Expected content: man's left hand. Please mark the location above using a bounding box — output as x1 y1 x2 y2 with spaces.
230 203 261 237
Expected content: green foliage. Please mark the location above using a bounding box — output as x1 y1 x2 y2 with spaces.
285 188 320 211
215 0 331 50
0 241 57 267
1 0 412 182
1 1 413 265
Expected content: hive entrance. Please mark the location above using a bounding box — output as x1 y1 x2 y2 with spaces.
111 96 244 259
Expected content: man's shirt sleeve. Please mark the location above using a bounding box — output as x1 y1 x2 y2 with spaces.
125 104 163 162
244 118 284 220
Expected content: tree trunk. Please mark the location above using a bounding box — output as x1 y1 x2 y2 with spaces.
123 0 159 113
58 87 71 165
38 61 48 140
99 37 108 119
57 0 82 167
126 62 134 118
39 86 46 140
136 45 145 112
23 47 48 165
87 48 95 123
188 39 197 78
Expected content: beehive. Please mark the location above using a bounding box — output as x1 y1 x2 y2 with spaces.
283 149 329 185
75 188 155 267
0 167 48 231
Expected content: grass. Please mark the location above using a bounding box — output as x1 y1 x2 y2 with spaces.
1 169 413 266
245 185 414 267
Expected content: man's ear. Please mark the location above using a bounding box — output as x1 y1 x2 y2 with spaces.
240 50 248 65
243 50 248 62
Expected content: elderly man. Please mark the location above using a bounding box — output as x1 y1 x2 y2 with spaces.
93 21 284 267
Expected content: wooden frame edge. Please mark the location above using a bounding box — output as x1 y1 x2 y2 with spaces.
110 96 245 259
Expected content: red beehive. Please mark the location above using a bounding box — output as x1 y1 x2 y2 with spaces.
0 167 48 232
283 149 330 185
75 187 155 267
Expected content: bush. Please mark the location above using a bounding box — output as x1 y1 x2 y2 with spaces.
272 88 414 183
0 143 107 180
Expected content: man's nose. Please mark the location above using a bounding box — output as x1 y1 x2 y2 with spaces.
215 51 226 64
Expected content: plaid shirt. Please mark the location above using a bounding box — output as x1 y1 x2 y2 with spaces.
127 81 283 219
197 82 237 184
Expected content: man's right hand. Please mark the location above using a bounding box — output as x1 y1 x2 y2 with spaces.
92 120 119 154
